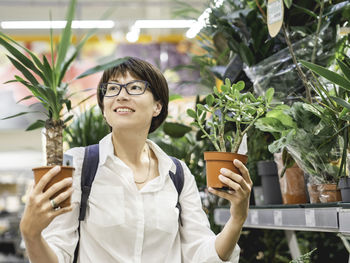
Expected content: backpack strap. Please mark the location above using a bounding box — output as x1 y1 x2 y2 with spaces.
169 156 184 226
73 144 99 263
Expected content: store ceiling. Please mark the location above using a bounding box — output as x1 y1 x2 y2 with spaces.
0 0 206 39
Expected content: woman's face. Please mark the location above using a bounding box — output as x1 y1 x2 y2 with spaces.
103 71 162 133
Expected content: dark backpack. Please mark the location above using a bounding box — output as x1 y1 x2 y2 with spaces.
73 144 184 263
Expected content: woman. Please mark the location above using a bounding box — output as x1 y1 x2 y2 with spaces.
20 57 252 263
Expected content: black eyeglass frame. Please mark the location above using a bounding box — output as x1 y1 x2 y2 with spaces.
100 80 150 97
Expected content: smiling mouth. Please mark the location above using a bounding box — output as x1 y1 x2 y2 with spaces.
114 108 135 113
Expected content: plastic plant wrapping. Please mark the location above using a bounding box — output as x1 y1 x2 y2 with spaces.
244 28 334 102
255 102 344 184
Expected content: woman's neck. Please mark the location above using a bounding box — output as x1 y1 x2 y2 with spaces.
111 130 149 166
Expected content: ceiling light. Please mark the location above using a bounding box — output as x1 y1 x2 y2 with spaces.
134 20 196 29
1 20 115 29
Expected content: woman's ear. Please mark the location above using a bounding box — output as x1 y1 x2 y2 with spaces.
153 101 162 117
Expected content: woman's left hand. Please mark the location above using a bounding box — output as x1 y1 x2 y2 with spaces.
208 159 252 224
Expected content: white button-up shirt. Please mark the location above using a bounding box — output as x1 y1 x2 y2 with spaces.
42 133 240 263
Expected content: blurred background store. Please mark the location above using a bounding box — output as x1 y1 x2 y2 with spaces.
0 0 208 261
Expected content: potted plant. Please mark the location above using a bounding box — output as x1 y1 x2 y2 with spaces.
187 78 274 189
0 0 125 207
300 57 350 202
255 101 344 203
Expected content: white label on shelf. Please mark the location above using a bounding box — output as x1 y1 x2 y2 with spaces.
251 210 259 225
273 210 283 226
305 209 316 227
267 0 283 25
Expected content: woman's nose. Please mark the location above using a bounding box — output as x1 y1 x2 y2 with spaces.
116 87 130 100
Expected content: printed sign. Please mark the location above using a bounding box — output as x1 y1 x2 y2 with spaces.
267 0 284 37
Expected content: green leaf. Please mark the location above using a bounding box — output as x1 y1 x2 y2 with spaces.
26 120 45 131
234 81 245 91
265 88 274 104
16 95 34 104
300 60 350 91
6 55 39 85
197 104 206 111
206 94 214 107
2 111 34 120
292 3 317 18
337 59 350 81
330 96 350 110
284 0 292 8
55 0 76 73
0 36 42 78
163 122 192 138
63 114 74 123
76 57 128 79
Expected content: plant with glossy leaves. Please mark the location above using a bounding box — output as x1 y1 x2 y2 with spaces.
187 78 274 153
0 0 126 166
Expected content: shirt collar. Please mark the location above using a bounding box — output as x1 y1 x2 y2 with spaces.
98 133 176 175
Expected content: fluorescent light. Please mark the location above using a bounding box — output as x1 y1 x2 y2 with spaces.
134 20 196 29
1 20 115 29
126 26 140 43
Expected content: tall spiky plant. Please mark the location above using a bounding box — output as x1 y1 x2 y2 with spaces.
0 0 125 166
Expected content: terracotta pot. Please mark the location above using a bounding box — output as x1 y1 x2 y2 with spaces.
317 183 342 203
33 166 75 208
307 184 321 203
204 152 248 189
279 165 308 204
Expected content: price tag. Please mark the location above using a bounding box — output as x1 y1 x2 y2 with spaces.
273 210 282 226
267 0 284 37
251 210 259 225
305 209 316 227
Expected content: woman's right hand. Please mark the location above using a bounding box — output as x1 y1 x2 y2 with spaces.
20 166 74 240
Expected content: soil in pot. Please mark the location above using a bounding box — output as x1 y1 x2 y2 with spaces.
338 177 350 202
33 166 75 208
317 183 342 203
204 152 248 189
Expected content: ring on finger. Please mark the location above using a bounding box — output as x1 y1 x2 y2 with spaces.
50 199 59 210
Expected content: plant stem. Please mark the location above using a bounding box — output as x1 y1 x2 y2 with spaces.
255 0 267 22
218 109 226 152
197 113 221 152
282 23 313 103
45 120 64 166
311 0 324 64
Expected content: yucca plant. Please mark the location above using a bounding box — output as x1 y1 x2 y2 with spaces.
0 0 125 166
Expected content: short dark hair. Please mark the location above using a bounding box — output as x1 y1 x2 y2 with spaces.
97 57 169 133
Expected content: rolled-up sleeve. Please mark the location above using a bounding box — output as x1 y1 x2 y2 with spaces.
179 162 240 263
41 147 84 263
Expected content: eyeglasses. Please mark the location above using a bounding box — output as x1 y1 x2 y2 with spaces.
100 80 150 97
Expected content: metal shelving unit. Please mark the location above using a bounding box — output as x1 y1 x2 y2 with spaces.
214 203 350 261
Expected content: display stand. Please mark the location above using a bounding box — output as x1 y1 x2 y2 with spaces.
214 203 350 261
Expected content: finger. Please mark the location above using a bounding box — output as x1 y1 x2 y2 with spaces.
50 205 74 218
218 175 242 193
42 177 73 201
233 159 252 185
51 187 73 207
220 169 251 192
208 187 233 200
34 166 61 194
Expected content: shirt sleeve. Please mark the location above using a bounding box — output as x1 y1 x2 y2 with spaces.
178 161 240 263
41 147 84 263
